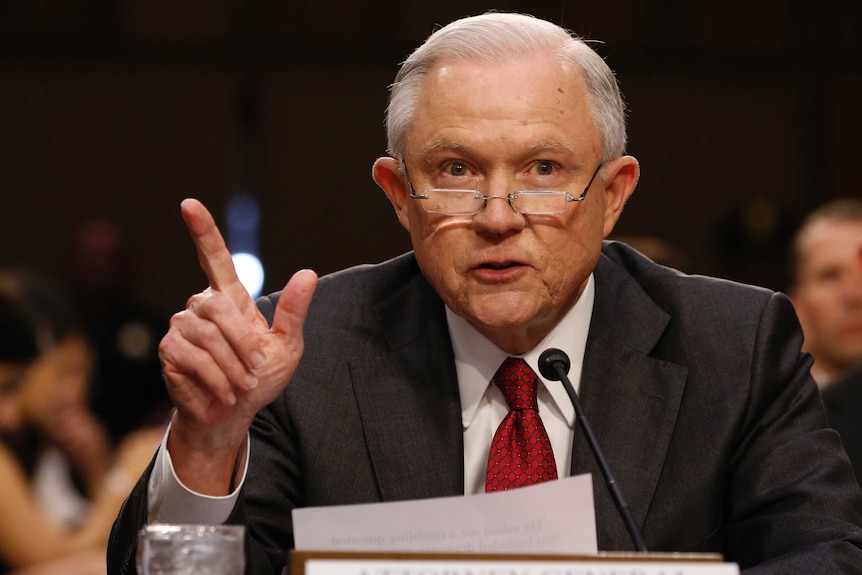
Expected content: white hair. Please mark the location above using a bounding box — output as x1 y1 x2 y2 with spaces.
385 12 628 163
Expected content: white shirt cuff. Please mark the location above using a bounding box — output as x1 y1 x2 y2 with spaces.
147 423 249 525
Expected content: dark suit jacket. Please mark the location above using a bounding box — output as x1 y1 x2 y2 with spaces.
108 242 862 574
823 366 862 483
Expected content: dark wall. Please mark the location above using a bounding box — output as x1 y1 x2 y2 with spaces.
1 1 860 320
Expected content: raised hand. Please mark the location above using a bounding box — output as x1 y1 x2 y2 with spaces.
158 198 317 494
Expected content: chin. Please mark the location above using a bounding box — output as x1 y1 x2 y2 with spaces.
464 297 544 331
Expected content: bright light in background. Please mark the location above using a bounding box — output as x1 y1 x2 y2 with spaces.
231 252 265 300
227 193 264 300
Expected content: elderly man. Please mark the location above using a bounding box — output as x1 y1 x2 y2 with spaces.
108 12 862 574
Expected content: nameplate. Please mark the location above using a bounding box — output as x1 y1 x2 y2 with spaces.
295 554 739 575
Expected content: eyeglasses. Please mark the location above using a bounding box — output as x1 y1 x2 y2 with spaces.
407 163 603 216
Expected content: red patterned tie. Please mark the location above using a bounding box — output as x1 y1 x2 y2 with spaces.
485 357 558 491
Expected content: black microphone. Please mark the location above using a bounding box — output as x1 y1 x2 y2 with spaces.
538 348 648 552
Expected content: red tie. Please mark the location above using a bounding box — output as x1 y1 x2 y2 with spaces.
485 357 558 491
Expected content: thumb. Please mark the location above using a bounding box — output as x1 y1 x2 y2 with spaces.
271 269 318 336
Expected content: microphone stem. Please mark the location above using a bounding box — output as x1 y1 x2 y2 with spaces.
553 364 648 552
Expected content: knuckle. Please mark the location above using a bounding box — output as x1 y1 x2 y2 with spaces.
186 292 205 310
191 291 233 320
168 310 188 329
196 319 222 344
158 330 180 358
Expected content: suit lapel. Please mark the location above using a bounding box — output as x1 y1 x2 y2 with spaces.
575 254 688 549
349 270 465 501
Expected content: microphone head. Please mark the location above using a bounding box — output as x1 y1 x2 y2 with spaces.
538 348 571 381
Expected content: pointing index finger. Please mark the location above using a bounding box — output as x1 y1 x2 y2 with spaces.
181 198 243 297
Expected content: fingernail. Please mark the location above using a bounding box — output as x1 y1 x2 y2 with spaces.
244 373 258 390
225 392 237 406
249 351 265 369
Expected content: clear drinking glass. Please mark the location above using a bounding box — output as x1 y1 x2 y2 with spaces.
136 523 245 575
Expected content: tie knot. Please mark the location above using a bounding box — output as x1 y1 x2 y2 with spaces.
493 357 538 411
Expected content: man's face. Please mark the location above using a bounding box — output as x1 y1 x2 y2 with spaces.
792 219 862 380
375 55 638 353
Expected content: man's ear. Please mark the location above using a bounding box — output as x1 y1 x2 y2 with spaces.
372 157 411 231
601 155 640 238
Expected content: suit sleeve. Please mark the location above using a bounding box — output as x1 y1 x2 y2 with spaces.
724 292 862 572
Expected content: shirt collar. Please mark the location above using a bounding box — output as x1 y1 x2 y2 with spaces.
447 273 595 429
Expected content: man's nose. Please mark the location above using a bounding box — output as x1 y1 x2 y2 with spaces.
472 192 525 233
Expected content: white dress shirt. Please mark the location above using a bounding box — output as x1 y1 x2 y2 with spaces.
148 274 595 522
450 274 593 494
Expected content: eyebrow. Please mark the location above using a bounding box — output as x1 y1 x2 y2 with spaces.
525 140 574 154
410 140 471 172
421 139 469 155
418 139 577 162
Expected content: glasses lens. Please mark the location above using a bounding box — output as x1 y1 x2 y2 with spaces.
512 192 569 215
424 190 481 215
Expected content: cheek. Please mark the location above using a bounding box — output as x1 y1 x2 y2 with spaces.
535 224 601 289
538 213 600 261
409 215 465 264
806 289 839 314
413 233 458 288
545 247 594 292
0 399 22 431
410 225 474 304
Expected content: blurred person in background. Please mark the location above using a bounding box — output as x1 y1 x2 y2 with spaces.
0 268 162 575
66 219 171 445
787 198 862 387
821 243 862 483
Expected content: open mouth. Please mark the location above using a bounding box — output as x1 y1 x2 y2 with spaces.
482 262 518 270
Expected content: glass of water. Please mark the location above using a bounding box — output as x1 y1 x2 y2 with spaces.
136 523 245 575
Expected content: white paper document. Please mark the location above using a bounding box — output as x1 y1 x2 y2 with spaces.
292 473 596 554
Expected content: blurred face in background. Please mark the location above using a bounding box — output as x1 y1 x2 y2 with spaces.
791 218 862 384
10 333 95 433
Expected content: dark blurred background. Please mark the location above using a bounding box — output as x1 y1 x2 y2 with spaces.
1 0 860 321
